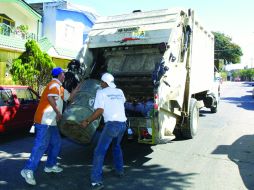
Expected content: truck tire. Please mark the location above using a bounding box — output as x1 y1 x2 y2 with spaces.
210 92 219 113
210 102 218 113
181 98 199 139
173 127 183 139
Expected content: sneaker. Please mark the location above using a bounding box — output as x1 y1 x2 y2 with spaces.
91 183 104 190
21 169 36 185
44 165 63 173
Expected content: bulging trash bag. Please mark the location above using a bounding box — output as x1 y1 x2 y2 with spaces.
59 79 101 144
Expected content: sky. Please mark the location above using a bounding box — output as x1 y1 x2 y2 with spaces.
27 0 254 67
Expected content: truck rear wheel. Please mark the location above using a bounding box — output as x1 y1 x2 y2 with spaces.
181 98 199 139
210 102 218 113
210 92 219 113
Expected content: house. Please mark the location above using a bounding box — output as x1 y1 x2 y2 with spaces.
0 0 42 84
0 0 98 84
29 1 98 62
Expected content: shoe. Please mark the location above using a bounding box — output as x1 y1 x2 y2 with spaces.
44 165 63 173
91 182 104 190
21 169 36 185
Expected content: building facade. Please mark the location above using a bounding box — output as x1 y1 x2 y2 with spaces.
30 1 97 57
0 0 97 84
0 0 42 84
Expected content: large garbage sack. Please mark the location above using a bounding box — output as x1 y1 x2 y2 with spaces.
59 79 101 144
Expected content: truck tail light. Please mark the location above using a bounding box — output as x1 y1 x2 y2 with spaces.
140 128 152 139
154 93 159 110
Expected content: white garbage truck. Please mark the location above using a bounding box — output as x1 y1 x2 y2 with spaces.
60 8 219 144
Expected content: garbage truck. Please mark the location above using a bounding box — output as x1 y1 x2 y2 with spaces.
59 8 220 145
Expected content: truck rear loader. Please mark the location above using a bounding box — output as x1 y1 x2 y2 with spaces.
59 8 219 144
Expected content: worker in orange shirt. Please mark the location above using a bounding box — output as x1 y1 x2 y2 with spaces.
21 67 79 186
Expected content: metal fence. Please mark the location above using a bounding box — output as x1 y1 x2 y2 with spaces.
0 23 37 40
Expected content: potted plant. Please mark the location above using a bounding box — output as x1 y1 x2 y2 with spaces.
16 24 29 39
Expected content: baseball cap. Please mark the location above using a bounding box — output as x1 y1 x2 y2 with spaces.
101 73 116 88
51 67 64 77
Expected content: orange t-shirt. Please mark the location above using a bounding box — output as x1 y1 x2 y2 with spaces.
34 79 69 125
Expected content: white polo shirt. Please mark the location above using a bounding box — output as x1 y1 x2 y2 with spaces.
94 87 127 122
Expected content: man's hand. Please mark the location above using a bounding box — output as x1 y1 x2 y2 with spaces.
56 112 62 121
80 108 103 128
81 119 90 128
69 83 81 102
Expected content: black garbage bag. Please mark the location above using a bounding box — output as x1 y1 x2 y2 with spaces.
59 79 101 144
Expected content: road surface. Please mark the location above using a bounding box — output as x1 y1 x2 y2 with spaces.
0 81 253 190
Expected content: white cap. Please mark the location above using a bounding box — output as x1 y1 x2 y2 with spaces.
101 73 116 88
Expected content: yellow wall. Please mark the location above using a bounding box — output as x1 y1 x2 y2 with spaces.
0 49 21 61
52 57 70 69
0 49 71 85
0 50 20 85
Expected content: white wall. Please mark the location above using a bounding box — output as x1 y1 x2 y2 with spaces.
43 3 56 44
55 19 85 50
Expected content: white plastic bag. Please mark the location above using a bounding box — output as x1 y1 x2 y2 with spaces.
29 125 35 133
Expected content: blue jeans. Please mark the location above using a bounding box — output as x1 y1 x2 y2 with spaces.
24 123 61 171
91 121 126 183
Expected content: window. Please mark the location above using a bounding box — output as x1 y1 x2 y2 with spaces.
64 24 75 41
15 89 38 104
3 19 10 25
0 14 15 27
0 14 15 36
0 89 14 106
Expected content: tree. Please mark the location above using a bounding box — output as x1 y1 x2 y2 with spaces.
213 32 243 71
231 70 241 79
220 71 227 81
10 40 56 94
240 69 254 81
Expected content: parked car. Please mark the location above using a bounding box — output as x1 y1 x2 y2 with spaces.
234 77 241 82
0 85 39 134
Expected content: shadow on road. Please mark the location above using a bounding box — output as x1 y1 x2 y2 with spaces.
0 136 196 190
199 109 213 117
0 130 32 143
212 134 254 189
243 82 254 86
220 95 254 111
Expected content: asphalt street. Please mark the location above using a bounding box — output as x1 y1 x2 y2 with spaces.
0 81 254 190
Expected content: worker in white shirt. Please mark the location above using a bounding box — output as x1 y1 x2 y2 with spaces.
81 73 127 190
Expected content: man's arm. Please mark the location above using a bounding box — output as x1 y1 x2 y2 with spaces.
63 83 81 103
48 96 62 121
68 83 81 102
81 108 104 128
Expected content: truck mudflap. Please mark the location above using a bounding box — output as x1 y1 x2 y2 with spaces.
59 79 101 144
